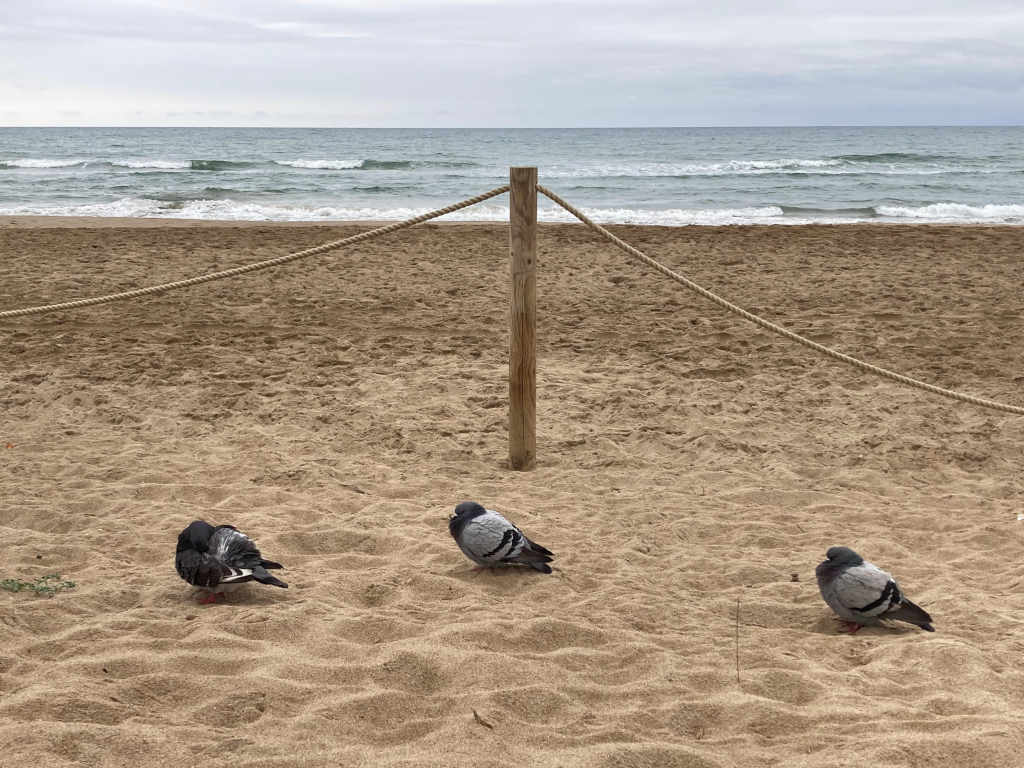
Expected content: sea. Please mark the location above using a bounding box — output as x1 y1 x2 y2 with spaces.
1 126 1023 225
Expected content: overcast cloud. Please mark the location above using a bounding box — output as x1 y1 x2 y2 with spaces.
1 0 1022 126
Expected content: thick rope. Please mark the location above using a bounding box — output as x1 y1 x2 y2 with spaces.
538 184 1024 416
0 186 510 319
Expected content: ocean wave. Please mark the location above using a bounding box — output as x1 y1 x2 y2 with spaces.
273 158 418 171
0 198 169 218
189 159 260 171
276 158 480 171
152 187 239 202
545 156 1003 178
3 197 1023 225
835 152 957 163
1 158 260 171
875 202 1024 221
546 160 841 178
0 158 90 169
4 155 1001 180
275 159 361 170
112 160 191 170
553 206 787 225
351 185 423 193
422 160 480 168
3 156 484 173
0 197 785 225
781 205 878 218
358 159 413 170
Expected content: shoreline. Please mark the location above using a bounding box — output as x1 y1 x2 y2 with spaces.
3 214 1024 230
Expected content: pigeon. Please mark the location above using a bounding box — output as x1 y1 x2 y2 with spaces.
448 501 554 573
815 546 934 632
175 520 287 604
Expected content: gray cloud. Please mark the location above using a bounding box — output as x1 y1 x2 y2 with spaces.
1 0 1022 125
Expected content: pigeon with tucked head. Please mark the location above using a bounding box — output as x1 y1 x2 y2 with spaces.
816 546 934 633
175 520 287 604
449 501 554 573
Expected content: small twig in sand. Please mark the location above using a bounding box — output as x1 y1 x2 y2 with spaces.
472 709 494 730
735 595 741 686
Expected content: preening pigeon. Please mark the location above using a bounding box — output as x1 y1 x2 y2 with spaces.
175 520 287 604
448 501 554 573
815 546 934 632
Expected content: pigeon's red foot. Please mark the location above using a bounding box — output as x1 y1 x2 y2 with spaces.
844 621 863 634
198 592 220 605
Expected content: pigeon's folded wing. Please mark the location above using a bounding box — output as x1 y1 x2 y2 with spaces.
210 526 263 568
460 514 523 561
832 564 897 617
210 526 288 588
176 549 232 589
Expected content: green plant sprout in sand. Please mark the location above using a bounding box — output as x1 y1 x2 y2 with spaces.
1 574 76 597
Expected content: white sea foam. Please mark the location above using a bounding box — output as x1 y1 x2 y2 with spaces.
545 160 842 178
542 205 787 225
275 159 362 170
0 198 167 218
112 160 191 170
167 199 513 222
2 157 193 170
875 203 1024 221
0 198 790 225
3 158 89 168
3 197 1024 226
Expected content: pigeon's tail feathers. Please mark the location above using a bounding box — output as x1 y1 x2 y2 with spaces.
219 568 256 585
260 559 284 570
508 537 554 573
526 539 554 558
890 599 934 631
253 566 288 589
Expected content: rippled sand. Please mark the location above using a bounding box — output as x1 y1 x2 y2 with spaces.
2 218 1023 767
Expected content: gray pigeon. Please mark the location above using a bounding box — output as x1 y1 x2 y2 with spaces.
175 520 287 604
448 501 554 573
815 546 934 632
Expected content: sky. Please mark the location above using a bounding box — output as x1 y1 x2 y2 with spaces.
1 0 1022 127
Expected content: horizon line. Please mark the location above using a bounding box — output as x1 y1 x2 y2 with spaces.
2 123 1024 130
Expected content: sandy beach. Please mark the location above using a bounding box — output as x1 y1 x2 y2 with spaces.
1 217 1023 768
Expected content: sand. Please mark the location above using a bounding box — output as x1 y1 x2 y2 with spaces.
1 217 1023 768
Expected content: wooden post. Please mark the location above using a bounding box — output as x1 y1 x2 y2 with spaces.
509 167 537 470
